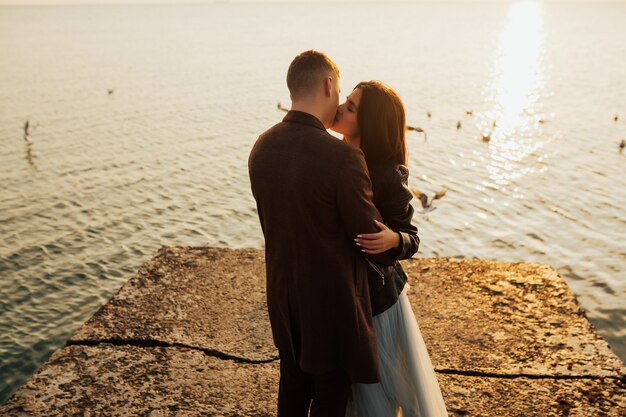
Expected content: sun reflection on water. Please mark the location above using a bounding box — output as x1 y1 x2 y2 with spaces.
480 1 549 188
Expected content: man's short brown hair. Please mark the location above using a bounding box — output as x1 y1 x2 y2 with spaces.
286 50 340 100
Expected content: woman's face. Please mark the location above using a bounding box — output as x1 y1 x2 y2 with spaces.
331 88 362 147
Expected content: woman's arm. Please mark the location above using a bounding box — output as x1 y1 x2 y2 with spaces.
355 220 400 254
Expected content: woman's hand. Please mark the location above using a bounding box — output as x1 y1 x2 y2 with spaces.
355 220 401 254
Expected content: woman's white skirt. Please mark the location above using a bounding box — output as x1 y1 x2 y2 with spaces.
346 285 448 417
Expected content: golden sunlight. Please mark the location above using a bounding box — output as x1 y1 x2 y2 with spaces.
480 1 548 187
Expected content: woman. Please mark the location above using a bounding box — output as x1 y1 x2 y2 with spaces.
331 81 448 417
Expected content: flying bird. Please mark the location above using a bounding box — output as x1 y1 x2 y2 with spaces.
407 125 428 142
23 120 31 143
410 187 448 214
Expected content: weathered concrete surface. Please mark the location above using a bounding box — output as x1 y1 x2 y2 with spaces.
1 346 622 417
70 247 275 362
0 344 279 417
1 247 625 416
403 258 625 377
437 373 625 416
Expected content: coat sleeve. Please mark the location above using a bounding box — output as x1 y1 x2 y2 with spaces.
375 166 420 260
336 148 397 266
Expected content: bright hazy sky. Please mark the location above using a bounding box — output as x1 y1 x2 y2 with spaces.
0 0 622 5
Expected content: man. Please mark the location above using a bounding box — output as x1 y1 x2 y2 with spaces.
248 50 395 416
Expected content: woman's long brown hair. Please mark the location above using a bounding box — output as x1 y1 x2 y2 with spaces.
355 80 407 169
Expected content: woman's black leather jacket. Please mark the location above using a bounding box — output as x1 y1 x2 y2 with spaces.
367 163 420 315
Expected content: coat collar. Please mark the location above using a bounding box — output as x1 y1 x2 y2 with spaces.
283 110 327 132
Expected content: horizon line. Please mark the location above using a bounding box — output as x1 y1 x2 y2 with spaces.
2 0 626 6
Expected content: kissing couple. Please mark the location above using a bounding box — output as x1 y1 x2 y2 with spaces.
249 50 448 417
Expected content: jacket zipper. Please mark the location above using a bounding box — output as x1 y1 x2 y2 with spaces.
365 259 386 286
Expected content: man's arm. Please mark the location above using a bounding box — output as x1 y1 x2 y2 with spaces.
336 147 396 266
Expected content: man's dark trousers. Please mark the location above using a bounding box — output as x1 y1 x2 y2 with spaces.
277 351 351 417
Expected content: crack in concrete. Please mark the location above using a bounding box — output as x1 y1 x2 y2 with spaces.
67 338 280 364
435 368 626 382
67 339 625 383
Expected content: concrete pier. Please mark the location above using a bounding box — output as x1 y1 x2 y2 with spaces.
1 246 625 416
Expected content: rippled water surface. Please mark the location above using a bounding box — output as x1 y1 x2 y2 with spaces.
1 2 625 403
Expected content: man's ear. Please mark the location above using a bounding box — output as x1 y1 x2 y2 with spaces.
324 76 332 97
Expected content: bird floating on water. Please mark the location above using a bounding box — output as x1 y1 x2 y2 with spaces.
465 110 473 117
620 139 625 153
411 187 448 214
492 120 497 128
614 114 619 122
538 119 547 124
107 88 115 95
427 111 432 119
456 121 462 130
481 133 491 143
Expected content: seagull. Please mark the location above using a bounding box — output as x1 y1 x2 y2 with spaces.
620 139 625 153
407 125 428 142
107 88 115 95
23 120 31 143
481 133 491 143
410 187 448 214
277 102 289 112
456 121 462 130
465 110 473 117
